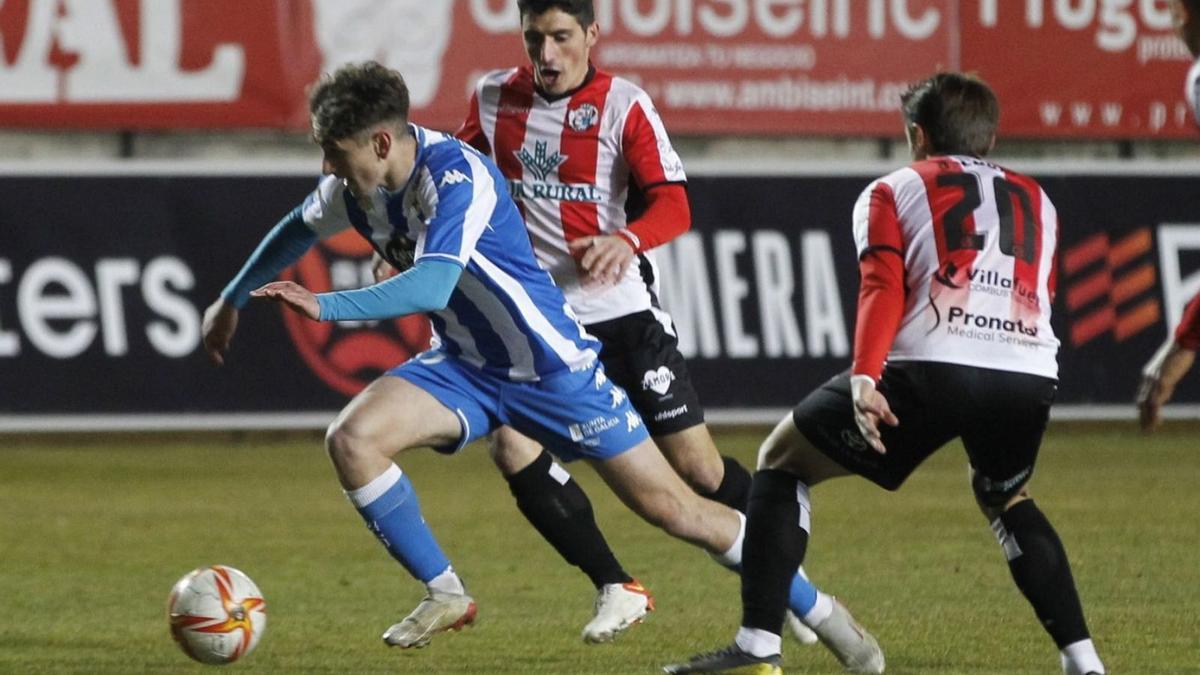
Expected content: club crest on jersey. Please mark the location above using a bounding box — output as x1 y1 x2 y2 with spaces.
567 103 599 132
514 141 567 181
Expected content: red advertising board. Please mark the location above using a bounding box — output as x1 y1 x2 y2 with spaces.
0 0 1195 138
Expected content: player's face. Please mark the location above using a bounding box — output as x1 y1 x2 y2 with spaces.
522 8 598 95
321 134 385 200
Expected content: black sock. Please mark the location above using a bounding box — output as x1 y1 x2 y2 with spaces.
701 456 754 511
995 499 1091 648
506 450 631 588
741 469 809 634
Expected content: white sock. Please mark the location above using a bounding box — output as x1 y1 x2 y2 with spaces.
712 511 747 568
427 566 465 595
1060 638 1104 675
804 591 834 626
344 464 403 508
735 626 782 658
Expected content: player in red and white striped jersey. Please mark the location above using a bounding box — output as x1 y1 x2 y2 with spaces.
1137 0 1200 431
667 73 1106 675
451 1 879 664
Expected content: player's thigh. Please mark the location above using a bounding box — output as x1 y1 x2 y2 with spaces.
756 412 850 485
791 365 956 491
954 366 1057 511
488 425 545 475
330 375 463 453
652 423 725 491
587 310 707 436
587 436 724 535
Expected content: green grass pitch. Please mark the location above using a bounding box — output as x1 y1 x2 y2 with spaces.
2 422 1198 674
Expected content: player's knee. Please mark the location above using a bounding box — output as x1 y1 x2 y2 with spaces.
488 429 542 476
325 418 378 468
971 467 1032 520
672 453 724 494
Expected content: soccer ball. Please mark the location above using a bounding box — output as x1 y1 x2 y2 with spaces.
167 565 267 664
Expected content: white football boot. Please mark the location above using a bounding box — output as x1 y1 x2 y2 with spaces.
784 609 820 645
382 590 477 648
811 598 885 673
581 579 655 643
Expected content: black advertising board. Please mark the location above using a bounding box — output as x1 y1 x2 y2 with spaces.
1 165 1196 427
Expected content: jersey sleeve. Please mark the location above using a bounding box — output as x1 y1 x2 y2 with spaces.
619 92 688 250
621 93 686 189
413 147 496 267
850 179 907 381
1176 291 1200 350
300 175 354 239
455 88 492 155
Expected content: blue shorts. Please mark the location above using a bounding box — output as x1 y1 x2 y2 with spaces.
388 350 650 462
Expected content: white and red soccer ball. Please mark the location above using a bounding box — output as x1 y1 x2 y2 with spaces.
167 565 267 664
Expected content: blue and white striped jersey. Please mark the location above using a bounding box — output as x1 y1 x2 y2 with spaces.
301 124 600 382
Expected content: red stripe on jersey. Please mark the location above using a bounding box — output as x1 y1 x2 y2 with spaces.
557 70 613 242
1177 292 1200 349
455 91 491 156
910 158 981 282
852 181 906 381
1001 170 1044 321
622 100 669 186
492 68 535 183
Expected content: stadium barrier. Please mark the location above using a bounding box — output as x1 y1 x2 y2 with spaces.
1 160 1197 430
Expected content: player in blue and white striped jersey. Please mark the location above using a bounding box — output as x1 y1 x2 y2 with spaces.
201 62 803 652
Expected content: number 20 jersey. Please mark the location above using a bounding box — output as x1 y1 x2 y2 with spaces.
853 155 1060 379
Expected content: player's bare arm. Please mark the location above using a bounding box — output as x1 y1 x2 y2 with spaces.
1137 339 1197 432
201 298 239 366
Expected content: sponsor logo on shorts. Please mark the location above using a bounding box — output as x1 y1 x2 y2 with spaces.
609 386 627 408
568 415 621 442
654 404 689 422
625 410 643 432
642 366 676 395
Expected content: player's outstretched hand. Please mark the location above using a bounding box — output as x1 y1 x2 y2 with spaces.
251 281 321 320
201 298 239 366
1136 339 1196 432
569 235 635 286
850 374 899 454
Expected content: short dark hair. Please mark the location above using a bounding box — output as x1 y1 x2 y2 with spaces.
308 61 409 145
900 72 999 157
518 0 594 26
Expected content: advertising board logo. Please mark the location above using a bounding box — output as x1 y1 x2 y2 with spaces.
279 230 432 396
1061 227 1159 346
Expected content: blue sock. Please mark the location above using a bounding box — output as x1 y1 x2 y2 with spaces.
347 464 451 583
788 571 819 616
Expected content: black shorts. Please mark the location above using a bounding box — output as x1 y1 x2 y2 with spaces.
584 310 705 436
791 362 1057 502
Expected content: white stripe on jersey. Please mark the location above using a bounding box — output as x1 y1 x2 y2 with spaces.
473 254 599 376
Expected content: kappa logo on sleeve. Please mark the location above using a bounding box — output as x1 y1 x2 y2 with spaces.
439 169 472 187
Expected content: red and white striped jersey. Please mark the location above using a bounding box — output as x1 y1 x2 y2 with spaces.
852 155 1060 379
457 65 686 325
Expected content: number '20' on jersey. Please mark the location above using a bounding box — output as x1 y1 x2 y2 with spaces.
853 155 1060 379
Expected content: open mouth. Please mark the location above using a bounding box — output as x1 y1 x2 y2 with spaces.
539 67 561 87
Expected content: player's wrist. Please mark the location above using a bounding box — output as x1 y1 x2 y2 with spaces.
615 228 640 252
